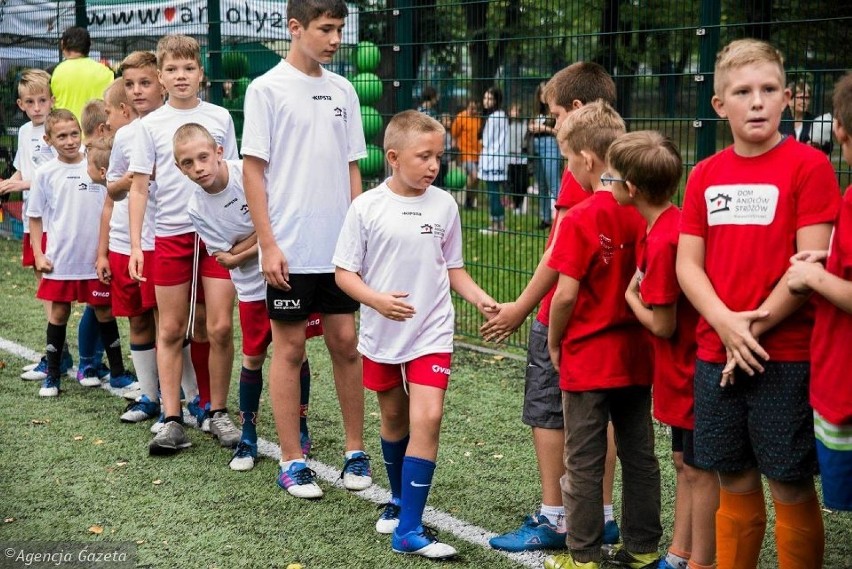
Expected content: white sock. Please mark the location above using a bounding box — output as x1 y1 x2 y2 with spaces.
130 345 159 401
280 458 306 470
665 551 689 569
539 504 566 532
603 504 614 523
180 343 198 400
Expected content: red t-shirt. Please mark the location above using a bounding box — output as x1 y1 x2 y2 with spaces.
810 185 852 425
638 205 698 430
547 190 652 391
680 138 841 363
537 168 591 326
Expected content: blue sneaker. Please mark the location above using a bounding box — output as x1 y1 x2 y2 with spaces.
229 440 258 471
121 394 160 423
375 501 401 534
76 365 103 387
21 357 48 381
95 362 111 381
392 526 457 559
110 371 138 390
277 461 323 499
657 559 680 569
39 374 60 397
300 428 312 457
603 519 621 545
340 451 372 490
489 514 567 552
187 395 211 432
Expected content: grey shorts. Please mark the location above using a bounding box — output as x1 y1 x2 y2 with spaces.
693 359 817 481
522 320 564 429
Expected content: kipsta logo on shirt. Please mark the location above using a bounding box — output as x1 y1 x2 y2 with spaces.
708 192 732 214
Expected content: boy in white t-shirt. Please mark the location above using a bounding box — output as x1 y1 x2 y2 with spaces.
334 110 497 559
173 123 323 470
128 35 239 455
242 0 371 498
26 109 135 397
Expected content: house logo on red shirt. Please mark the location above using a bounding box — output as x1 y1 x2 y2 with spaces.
707 192 732 214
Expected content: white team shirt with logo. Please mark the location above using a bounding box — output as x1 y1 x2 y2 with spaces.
187 161 262 302
14 121 56 229
333 182 464 363
130 100 237 237
26 157 105 280
106 119 156 254
241 60 367 273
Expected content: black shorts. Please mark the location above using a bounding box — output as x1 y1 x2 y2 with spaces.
522 320 564 429
693 359 817 482
266 273 358 321
671 426 696 468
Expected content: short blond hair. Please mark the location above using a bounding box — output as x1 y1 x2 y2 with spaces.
80 99 107 138
383 110 444 154
120 50 158 73
17 69 51 98
156 34 202 69
86 137 113 171
103 78 128 109
714 39 785 97
44 108 79 137
173 123 217 160
833 72 852 134
606 131 683 205
557 100 625 161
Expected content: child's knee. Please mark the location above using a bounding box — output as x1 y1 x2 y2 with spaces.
49 302 72 324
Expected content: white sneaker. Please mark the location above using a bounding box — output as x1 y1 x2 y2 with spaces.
277 462 323 499
375 502 401 534
229 441 257 472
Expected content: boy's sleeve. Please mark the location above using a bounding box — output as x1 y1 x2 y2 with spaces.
794 153 842 228
221 113 239 160
240 82 271 162
25 168 46 218
442 204 464 270
547 213 594 280
128 121 155 175
187 200 231 254
332 201 366 272
639 233 680 306
106 134 129 183
835 190 852 272
679 163 707 237
345 83 368 162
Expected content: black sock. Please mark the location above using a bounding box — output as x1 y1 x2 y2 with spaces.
46 322 67 377
97 318 126 377
164 415 184 425
210 408 228 416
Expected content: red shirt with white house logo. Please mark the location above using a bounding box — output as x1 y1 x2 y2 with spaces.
680 137 840 363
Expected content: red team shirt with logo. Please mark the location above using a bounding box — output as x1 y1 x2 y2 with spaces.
680 137 840 363
810 185 852 425
638 205 698 430
547 190 651 391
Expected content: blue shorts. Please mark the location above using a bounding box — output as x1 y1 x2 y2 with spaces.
693 359 817 481
814 411 852 511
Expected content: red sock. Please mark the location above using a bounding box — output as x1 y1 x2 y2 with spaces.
774 495 824 569
190 340 211 407
716 488 766 569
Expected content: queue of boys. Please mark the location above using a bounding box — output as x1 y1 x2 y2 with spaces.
2 1 850 567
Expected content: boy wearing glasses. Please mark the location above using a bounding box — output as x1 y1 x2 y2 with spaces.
544 101 661 569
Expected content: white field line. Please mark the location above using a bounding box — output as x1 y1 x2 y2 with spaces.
1 336 547 569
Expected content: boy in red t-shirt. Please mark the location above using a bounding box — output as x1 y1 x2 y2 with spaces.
544 101 660 569
786 71 852 513
611 131 718 569
677 39 840 569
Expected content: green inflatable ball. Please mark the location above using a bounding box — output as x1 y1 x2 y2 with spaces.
444 167 467 189
361 106 383 139
353 41 381 73
351 72 383 105
359 144 385 178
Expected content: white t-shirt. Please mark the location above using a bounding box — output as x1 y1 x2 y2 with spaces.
130 100 237 237
26 156 105 280
106 119 156 254
332 182 464 363
187 161 263 302
478 110 508 181
241 60 367 273
14 121 56 229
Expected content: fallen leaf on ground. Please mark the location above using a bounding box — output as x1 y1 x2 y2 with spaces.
73 435 83 441
152 479 163 485
4 517 15 523
93 439 104 445
88 525 104 534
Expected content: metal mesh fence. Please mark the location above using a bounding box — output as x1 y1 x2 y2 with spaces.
1 0 849 349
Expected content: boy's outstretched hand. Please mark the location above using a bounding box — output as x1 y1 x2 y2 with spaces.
479 301 523 343
373 291 416 321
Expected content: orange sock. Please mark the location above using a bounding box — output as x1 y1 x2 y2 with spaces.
774 495 824 569
716 488 766 569
687 561 716 569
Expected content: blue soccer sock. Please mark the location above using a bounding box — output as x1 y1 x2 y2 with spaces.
78 305 103 368
397 456 436 535
381 434 410 503
239 366 263 444
299 359 311 435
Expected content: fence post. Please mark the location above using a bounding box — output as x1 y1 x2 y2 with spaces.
695 0 721 161
393 0 414 112
75 0 87 28
207 0 224 106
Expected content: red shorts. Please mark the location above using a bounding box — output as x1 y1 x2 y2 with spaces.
363 353 452 392
153 233 225 286
37 278 112 306
200 244 231 279
22 233 47 268
306 313 323 339
238 300 272 357
109 251 156 317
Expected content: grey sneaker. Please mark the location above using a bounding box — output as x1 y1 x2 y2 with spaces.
148 421 192 455
210 411 241 448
